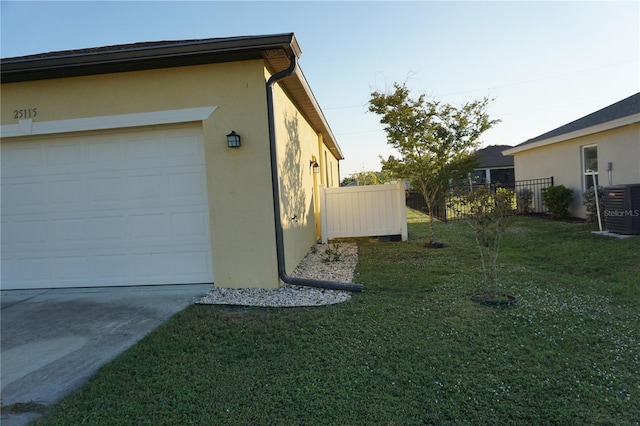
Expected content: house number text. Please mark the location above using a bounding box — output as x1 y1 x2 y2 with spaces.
14 108 38 120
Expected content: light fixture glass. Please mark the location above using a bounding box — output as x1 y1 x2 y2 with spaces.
310 160 320 173
226 131 241 148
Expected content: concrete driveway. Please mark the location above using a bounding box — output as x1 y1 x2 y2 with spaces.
1 284 212 426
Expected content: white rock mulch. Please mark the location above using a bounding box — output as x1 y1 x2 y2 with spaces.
195 243 358 307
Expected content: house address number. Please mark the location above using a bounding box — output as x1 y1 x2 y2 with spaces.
14 108 38 120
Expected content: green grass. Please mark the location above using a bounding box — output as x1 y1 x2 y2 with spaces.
35 218 640 425
406 206 431 223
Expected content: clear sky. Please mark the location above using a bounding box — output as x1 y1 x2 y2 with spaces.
2 1 638 178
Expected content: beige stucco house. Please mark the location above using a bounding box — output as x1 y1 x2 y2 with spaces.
1 33 352 291
504 93 640 218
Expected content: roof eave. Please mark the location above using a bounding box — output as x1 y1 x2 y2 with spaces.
0 32 344 160
504 112 640 155
286 67 343 160
1 33 301 83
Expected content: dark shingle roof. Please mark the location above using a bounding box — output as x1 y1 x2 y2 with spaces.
0 34 345 160
475 145 514 168
516 92 640 147
0 33 301 83
2 39 223 61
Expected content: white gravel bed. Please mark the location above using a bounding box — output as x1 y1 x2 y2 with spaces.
195 242 358 307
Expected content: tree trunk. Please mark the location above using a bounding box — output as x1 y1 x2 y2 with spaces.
429 210 435 244
425 199 434 244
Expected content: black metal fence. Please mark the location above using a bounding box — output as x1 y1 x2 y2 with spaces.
406 177 554 222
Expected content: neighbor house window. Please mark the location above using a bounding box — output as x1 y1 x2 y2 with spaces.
582 145 598 189
471 170 486 185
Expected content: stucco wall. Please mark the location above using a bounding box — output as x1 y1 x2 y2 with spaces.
270 75 341 275
512 123 640 218
1 60 282 288
597 124 640 186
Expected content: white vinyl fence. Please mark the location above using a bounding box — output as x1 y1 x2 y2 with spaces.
320 181 408 243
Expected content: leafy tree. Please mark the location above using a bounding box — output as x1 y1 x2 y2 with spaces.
369 83 499 244
340 170 394 187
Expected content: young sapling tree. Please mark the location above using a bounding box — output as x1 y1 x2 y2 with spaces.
452 185 515 301
369 83 499 246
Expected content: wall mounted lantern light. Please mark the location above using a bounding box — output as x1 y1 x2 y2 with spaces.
226 131 241 148
310 160 320 173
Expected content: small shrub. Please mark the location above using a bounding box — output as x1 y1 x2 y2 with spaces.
495 187 517 214
321 243 342 263
582 185 605 224
541 185 573 219
516 188 533 214
451 185 515 297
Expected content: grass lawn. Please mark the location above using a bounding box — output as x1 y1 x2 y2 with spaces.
35 215 639 425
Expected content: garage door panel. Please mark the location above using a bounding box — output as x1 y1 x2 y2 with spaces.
53 256 90 281
167 134 204 159
47 179 85 206
87 139 121 164
51 217 87 242
1 258 12 282
8 219 48 246
130 213 166 240
127 174 167 200
93 255 129 279
171 212 208 238
1 220 8 246
125 136 163 163
2 144 44 172
89 216 127 241
1 125 214 289
131 252 171 279
3 248 214 288
169 172 206 199
13 257 50 282
87 176 124 203
2 179 47 208
46 143 83 168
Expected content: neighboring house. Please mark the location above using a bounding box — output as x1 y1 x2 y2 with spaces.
504 93 640 218
0 33 344 290
471 145 515 186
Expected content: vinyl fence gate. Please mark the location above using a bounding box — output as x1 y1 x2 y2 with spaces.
320 181 408 244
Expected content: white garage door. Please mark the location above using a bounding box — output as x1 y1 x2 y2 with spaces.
1 125 214 290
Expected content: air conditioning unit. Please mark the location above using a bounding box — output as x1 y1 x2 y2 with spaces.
603 184 640 235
